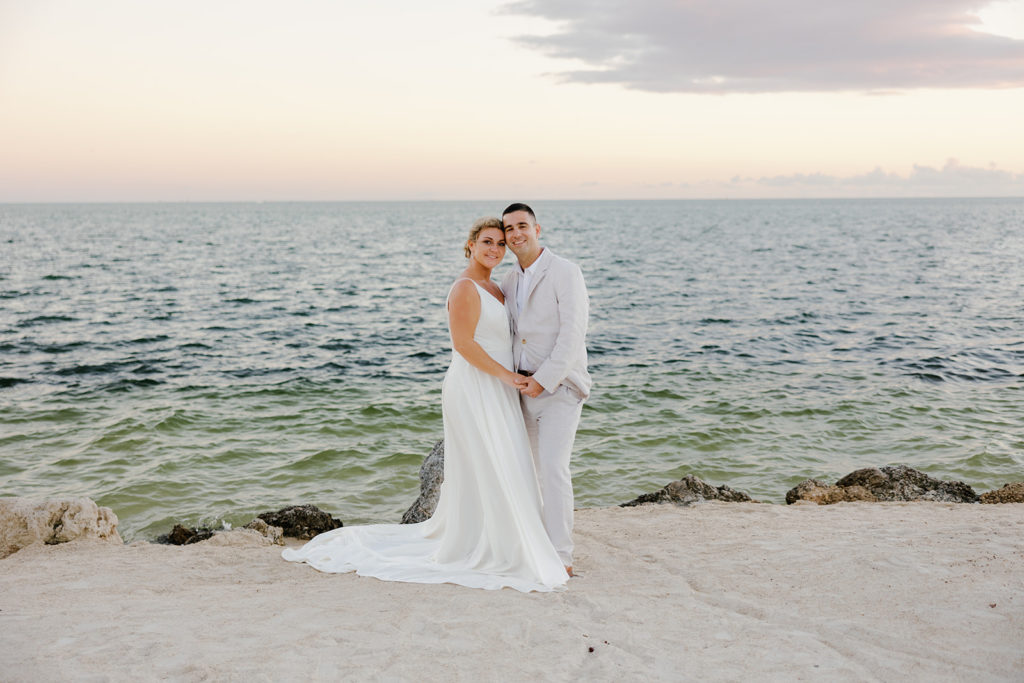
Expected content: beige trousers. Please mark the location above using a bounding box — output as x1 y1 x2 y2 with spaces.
520 384 584 566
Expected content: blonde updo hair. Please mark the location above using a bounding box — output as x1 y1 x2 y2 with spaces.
465 217 504 258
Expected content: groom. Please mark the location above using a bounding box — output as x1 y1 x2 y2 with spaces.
501 203 591 576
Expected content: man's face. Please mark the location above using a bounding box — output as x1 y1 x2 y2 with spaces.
502 210 541 258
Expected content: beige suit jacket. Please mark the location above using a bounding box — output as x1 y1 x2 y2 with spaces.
501 248 592 399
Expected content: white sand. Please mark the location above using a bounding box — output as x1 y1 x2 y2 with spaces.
2 502 1022 681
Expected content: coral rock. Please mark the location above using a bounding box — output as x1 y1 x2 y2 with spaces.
244 518 284 544
199 524 284 548
0 497 123 558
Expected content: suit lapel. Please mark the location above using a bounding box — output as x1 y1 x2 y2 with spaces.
522 249 552 313
504 269 520 332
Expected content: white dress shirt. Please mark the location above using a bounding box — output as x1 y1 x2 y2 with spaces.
517 252 543 315
516 251 544 372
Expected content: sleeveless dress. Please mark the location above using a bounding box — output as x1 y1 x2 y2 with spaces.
282 281 568 592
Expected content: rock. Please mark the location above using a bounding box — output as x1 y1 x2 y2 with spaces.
156 524 198 545
185 529 216 544
244 518 284 545
786 465 979 505
155 524 215 545
156 518 284 546
784 479 876 505
836 465 979 503
167 524 194 545
980 482 1024 504
257 505 342 540
199 524 284 548
0 497 123 558
621 474 756 507
401 440 445 524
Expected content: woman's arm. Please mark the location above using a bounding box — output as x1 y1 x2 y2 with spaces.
448 280 523 388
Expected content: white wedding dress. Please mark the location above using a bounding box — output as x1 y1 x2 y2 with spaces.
282 281 568 592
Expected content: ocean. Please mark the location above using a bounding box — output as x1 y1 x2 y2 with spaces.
2 199 1022 540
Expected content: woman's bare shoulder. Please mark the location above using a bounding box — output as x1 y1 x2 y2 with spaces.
448 278 480 307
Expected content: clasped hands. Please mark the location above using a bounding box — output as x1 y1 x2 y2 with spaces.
512 374 544 398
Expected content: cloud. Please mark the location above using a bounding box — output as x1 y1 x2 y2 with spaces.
503 0 1024 93
734 159 1024 196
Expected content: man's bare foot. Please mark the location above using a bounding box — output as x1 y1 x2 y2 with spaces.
565 566 575 577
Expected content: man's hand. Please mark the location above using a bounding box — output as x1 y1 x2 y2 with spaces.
507 373 529 389
517 376 544 398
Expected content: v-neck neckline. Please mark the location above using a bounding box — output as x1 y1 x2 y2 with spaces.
472 280 505 306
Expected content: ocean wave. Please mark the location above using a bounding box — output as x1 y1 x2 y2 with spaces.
894 354 1021 383
18 315 77 327
55 361 134 376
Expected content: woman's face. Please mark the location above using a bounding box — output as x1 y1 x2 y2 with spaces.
469 227 506 268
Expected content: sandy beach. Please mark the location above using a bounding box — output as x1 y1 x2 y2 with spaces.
2 501 1022 681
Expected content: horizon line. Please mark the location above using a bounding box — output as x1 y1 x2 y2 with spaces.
2 195 1024 205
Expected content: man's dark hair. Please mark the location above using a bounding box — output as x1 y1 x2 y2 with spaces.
501 203 536 223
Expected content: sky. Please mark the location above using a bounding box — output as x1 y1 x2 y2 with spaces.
1 0 1023 201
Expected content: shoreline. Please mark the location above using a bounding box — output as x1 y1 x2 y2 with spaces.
2 501 1022 680
4 465 1021 548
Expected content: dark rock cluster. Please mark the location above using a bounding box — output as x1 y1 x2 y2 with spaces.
785 465 980 504
256 505 343 540
617 465 1021 509
621 474 757 507
155 524 216 545
156 504 342 544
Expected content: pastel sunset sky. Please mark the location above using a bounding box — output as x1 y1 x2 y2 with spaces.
2 0 1023 201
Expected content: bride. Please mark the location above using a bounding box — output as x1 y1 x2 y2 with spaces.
282 218 569 592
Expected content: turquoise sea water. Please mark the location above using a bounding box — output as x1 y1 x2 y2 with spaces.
2 199 1022 540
